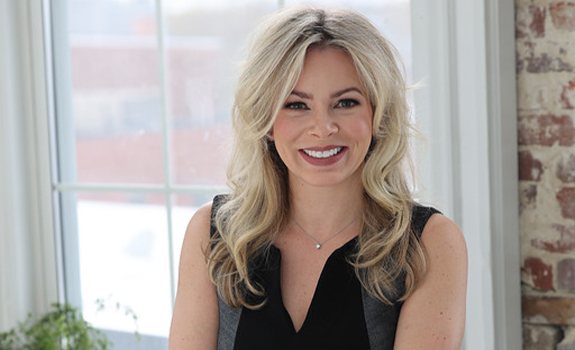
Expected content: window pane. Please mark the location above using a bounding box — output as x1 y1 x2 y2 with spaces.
163 0 276 185
52 1 414 348
59 0 165 184
61 191 172 338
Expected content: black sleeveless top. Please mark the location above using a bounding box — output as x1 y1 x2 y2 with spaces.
209 195 440 350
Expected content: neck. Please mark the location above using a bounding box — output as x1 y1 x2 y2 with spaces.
288 175 364 238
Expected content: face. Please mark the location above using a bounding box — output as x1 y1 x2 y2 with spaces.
271 46 373 188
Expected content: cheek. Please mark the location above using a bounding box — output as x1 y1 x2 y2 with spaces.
359 119 373 136
349 116 373 143
271 115 300 142
346 114 373 158
270 118 294 165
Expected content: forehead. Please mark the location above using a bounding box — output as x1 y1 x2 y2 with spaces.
294 46 364 91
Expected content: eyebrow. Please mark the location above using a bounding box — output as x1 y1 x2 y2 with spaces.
290 87 364 99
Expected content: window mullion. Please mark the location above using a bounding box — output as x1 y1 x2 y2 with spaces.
154 0 177 304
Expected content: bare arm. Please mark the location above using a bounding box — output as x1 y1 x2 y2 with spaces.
169 203 219 350
394 214 468 350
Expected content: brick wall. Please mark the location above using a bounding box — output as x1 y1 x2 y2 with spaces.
516 0 575 348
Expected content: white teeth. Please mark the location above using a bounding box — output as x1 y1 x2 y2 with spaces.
303 147 343 159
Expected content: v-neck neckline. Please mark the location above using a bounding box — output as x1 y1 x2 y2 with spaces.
270 235 359 334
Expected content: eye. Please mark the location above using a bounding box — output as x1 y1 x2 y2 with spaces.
283 101 309 110
335 98 359 108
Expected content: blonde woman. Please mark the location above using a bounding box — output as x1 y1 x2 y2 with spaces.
169 7 467 350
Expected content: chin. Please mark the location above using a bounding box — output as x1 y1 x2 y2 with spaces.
293 171 363 188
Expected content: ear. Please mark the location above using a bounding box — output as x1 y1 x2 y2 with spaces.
267 130 274 141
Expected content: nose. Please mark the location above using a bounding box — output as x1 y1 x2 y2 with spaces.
309 108 338 138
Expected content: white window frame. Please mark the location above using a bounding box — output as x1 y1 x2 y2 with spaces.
0 0 522 349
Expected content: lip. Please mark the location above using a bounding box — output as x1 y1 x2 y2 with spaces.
299 146 347 166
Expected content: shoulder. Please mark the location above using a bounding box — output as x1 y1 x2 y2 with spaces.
178 200 215 276
181 199 219 261
420 213 467 261
186 202 213 240
411 204 441 236
410 202 465 250
393 211 467 349
190 201 213 225
169 200 219 348
184 194 231 251
418 211 467 281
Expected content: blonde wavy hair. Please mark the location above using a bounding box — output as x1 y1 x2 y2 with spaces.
208 6 426 308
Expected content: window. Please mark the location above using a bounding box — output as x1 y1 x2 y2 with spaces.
1 0 521 348
49 0 413 347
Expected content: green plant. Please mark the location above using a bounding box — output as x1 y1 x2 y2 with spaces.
0 303 112 350
95 296 140 341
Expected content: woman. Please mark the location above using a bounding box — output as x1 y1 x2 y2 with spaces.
169 6 467 350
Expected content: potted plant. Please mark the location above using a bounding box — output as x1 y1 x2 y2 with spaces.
0 303 111 350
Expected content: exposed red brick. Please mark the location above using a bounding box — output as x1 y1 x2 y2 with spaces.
516 27 527 40
519 150 544 181
523 324 562 349
517 57 525 73
558 327 575 348
525 53 574 73
524 184 538 202
520 184 538 215
558 153 575 182
518 114 575 146
522 295 575 325
516 4 529 39
557 187 575 219
559 259 575 292
516 27 527 41
532 224 575 253
522 257 555 291
561 79 575 109
530 6 547 38
551 1 575 31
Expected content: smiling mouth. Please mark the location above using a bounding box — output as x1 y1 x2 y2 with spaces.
302 146 344 159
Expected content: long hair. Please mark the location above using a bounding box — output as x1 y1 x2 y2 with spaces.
208 6 426 308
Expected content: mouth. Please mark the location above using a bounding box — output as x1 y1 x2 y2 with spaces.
301 146 344 159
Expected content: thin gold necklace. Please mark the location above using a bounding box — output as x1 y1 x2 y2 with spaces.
292 218 357 250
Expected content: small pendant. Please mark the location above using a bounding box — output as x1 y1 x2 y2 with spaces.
315 243 321 249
